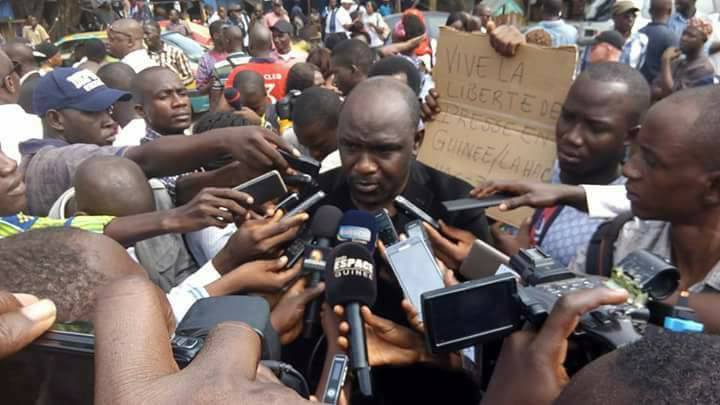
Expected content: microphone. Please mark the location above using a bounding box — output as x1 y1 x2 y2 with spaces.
336 210 379 253
325 242 377 398
224 87 243 110
303 205 343 339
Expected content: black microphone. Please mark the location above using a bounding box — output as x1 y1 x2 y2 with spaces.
325 242 377 398
303 205 343 339
224 87 243 110
336 210 379 253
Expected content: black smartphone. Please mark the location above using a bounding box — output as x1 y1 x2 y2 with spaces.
286 228 313 268
375 208 399 246
233 170 288 208
442 193 515 212
285 191 326 218
394 195 440 229
279 149 321 177
321 354 349 404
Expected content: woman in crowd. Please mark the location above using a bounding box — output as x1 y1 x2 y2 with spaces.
364 1 390 48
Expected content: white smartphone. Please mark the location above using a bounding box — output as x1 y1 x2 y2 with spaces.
385 235 445 321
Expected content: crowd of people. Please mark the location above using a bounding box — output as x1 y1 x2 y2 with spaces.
1 0 720 404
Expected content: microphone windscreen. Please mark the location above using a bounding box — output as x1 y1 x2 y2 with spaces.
325 242 377 307
336 210 379 252
310 205 344 240
224 87 242 109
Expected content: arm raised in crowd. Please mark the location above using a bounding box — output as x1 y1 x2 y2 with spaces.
124 126 295 183
104 187 254 247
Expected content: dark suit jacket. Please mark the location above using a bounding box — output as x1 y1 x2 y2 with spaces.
317 160 491 243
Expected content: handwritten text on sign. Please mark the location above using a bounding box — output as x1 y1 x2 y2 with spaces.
418 28 577 225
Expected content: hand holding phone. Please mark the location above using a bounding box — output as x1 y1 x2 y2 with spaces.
233 170 288 208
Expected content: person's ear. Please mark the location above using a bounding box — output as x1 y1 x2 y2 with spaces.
134 103 146 119
45 110 65 132
703 170 720 206
412 127 424 156
3 75 16 96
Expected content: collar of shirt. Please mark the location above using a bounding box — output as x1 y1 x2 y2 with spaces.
142 126 162 143
249 57 278 64
19 70 39 85
18 138 69 156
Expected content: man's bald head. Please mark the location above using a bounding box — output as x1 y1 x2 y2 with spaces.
110 18 144 40
74 156 155 217
2 41 37 73
97 62 136 91
341 77 420 135
0 49 19 104
649 0 673 17
223 25 245 53
249 24 273 55
130 66 181 105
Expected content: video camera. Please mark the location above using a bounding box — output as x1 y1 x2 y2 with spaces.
422 248 681 355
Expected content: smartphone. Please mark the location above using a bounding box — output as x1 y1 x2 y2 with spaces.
286 227 313 268
285 191 326 218
233 170 288 207
394 195 440 229
276 193 300 213
442 194 514 212
321 354 349 404
385 236 445 321
459 239 510 280
405 219 429 242
422 273 522 353
375 209 399 246
279 149 321 177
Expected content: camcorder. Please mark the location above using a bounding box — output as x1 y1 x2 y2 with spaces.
422 248 681 358
276 89 302 121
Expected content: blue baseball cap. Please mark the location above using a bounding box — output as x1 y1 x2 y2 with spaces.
33 67 131 116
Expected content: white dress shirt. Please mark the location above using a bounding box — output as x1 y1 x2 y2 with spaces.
114 118 147 147
0 103 43 162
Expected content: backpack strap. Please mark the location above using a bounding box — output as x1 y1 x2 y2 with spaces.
585 212 634 276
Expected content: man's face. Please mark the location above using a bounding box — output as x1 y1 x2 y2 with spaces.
29 17 37 28
337 100 417 211
0 149 27 215
680 26 705 53
555 78 628 182
342 2 352 9
329 0 337 8
218 7 226 18
48 53 63 67
623 102 707 223
143 25 162 50
57 109 119 146
272 30 292 54
613 11 637 34
273 0 283 15
330 59 362 96
296 122 338 162
241 89 268 116
106 29 132 58
139 74 192 135
169 10 179 22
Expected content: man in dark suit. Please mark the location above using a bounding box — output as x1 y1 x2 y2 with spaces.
313 77 488 405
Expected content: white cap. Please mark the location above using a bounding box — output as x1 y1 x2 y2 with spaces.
340 0 355 5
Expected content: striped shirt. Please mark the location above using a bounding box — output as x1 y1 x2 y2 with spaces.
0 213 114 238
148 44 195 86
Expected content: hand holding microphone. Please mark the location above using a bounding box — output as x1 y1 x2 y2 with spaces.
325 242 378 398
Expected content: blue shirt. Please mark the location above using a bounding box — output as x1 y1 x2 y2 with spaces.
379 3 393 16
526 20 578 47
667 12 689 38
640 22 679 83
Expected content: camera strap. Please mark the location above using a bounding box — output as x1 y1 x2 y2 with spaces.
529 206 564 247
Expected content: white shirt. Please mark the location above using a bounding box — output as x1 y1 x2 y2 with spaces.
0 103 43 162
320 150 341 174
581 184 631 219
121 48 158 73
114 118 147 147
186 224 237 267
325 7 352 34
166 259 222 322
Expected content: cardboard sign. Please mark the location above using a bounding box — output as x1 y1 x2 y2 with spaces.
418 28 577 226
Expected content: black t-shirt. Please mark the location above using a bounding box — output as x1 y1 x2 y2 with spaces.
640 22 679 83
